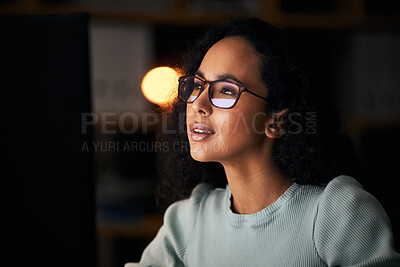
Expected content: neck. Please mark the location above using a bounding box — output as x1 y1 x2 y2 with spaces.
221 140 293 214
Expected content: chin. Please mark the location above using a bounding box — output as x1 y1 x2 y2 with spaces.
190 150 211 162
189 147 228 163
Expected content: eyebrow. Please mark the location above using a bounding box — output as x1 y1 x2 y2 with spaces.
195 70 245 86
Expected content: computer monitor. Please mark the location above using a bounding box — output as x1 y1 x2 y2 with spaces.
0 13 96 267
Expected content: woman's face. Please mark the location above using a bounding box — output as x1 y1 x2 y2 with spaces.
186 36 270 163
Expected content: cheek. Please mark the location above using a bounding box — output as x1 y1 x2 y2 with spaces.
186 105 193 132
220 110 266 139
186 104 191 120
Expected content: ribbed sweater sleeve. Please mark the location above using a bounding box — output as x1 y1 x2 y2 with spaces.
125 183 212 267
314 176 400 266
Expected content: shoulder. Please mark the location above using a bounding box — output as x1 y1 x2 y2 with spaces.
164 183 214 228
170 182 214 211
317 175 379 210
130 183 215 266
315 174 390 232
314 175 400 266
165 182 213 214
145 183 214 263
320 174 370 200
316 175 389 225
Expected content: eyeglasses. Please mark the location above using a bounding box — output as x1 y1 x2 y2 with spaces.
178 75 267 109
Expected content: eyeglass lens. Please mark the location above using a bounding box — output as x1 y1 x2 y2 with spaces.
179 76 240 108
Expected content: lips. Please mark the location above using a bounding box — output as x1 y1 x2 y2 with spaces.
189 123 215 141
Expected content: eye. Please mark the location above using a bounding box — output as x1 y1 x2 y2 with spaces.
220 87 236 95
194 82 202 90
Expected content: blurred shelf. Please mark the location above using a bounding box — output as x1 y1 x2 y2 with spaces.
97 213 163 239
1 0 400 28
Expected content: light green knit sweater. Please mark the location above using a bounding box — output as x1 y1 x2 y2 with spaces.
125 175 400 266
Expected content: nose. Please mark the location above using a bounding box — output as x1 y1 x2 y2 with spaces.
190 84 213 116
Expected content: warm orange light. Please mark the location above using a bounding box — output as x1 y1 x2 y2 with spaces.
141 67 179 105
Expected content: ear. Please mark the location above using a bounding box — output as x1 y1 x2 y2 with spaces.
265 108 289 139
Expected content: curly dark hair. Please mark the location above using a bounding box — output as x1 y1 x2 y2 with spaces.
155 17 360 211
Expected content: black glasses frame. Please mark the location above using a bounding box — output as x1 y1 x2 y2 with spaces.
178 75 267 109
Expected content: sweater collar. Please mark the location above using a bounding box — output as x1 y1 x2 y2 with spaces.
224 182 300 223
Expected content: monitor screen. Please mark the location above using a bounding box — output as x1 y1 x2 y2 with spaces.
0 13 96 267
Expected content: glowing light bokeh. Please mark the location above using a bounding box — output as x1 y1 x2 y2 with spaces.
141 67 179 105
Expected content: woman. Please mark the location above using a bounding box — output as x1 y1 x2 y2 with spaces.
126 18 400 266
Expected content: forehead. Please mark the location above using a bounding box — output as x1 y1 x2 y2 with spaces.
197 36 263 82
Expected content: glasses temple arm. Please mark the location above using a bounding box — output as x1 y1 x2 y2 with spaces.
244 89 268 101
